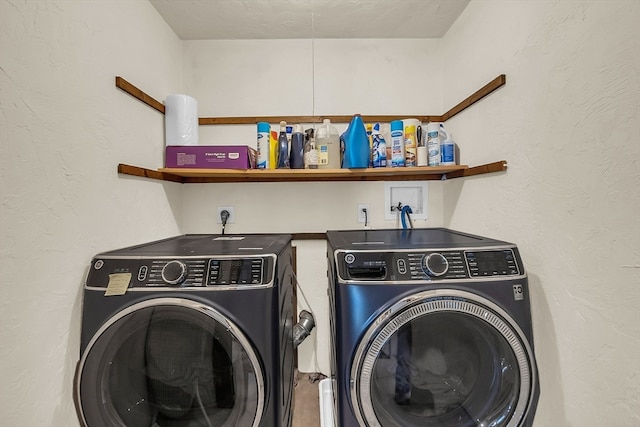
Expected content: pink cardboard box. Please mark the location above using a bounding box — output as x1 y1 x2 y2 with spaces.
165 145 257 169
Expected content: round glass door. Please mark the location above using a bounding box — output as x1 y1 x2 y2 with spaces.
352 290 535 427
77 298 263 427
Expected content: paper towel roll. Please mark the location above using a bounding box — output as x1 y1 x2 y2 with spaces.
165 94 199 146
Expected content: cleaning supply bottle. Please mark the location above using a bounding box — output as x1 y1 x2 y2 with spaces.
276 121 290 168
341 114 370 169
290 124 305 169
256 122 270 169
390 120 405 167
372 122 387 168
365 123 374 167
403 121 418 167
316 119 340 169
286 125 293 144
426 122 442 166
303 128 318 169
382 122 392 167
440 125 456 166
269 130 278 169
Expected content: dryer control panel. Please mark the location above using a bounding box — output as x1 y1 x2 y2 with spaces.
336 248 523 282
86 255 276 289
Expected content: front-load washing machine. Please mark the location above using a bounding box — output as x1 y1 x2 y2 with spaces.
74 234 295 427
327 228 539 427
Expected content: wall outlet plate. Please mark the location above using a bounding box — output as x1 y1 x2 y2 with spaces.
384 182 428 220
357 203 370 224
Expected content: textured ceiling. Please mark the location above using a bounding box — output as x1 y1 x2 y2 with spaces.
149 0 470 40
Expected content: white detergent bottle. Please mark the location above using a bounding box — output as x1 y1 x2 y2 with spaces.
316 119 341 169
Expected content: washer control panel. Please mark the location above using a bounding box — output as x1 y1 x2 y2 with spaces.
87 256 273 289
337 248 522 282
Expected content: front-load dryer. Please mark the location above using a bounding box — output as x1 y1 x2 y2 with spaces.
327 228 540 427
74 234 295 427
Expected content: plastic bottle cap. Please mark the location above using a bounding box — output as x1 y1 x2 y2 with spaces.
426 122 440 133
390 120 403 131
294 124 304 133
257 122 270 132
323 119 331 124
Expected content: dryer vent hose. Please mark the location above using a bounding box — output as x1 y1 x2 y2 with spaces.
293 310 316 348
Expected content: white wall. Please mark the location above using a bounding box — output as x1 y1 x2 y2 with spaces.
0 1 183 425
440 1 640 426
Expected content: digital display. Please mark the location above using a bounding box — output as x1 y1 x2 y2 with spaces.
208 258 263 285
475 252 509 274
466 250 518 276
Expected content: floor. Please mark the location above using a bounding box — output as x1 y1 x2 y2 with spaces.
292 371 324 427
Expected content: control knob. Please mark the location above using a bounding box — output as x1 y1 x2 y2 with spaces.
422 253 449 277
161 260 187 285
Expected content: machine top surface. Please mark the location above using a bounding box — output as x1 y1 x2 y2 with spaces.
326 228 513 250
96 234 292 257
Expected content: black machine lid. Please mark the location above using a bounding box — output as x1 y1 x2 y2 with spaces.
326 228 512 250
95 234 293 257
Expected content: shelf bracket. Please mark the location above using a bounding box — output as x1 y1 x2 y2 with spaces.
441 75 506 122
114 74 506 125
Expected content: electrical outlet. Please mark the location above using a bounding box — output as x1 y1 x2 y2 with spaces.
216 206 235 224
384 182 428 220
357 203 370 224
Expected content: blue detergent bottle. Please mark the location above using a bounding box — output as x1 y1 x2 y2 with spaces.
341 114 370 169
289 124 305 169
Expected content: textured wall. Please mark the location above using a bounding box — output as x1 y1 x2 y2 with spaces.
0 1 183 425
441 1 640 425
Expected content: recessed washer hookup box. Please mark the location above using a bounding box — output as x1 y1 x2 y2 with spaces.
165 145 257 169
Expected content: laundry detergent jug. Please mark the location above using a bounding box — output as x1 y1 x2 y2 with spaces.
341 114 370 169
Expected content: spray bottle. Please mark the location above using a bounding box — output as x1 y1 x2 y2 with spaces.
304 128 319 169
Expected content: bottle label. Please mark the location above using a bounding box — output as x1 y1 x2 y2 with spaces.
441 142 455 164
404 125 417 167
257 132 269 169
307 149 319 167
427 131 441 166
391 130 405 167
372 135 387 168
318 144 329 166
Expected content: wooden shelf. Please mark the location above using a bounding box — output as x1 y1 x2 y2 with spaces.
115 75 508 185
118 161 507 184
